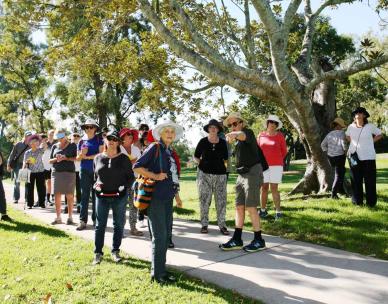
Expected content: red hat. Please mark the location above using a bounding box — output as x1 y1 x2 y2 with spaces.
119 128 139 142
146 130 155 143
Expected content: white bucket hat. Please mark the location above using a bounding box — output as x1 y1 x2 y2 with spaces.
223 112 245 127
152 121 184 141
81 118 99 130
264 114 283 130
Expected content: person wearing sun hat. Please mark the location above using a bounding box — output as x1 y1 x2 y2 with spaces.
194 119 229 235
133 120 183 284
23 134 46 209
345 107 383 207
119 127 143 237
76 118 104 230
219 112 268 253
321 117 347 199
257 114 287 220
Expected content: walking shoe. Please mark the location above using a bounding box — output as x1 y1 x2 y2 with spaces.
76 221 87 231
243 239 266 252
168 238 175 249
0 215 13 222
13 200 18 204
111 251 122 263
274 212 282 220
259 209 268 218
33 202 39 208
66 218 74 225
49 202 54 207
200 226 208 234
51 218 62 225
220 227 230 235
130 228 144 236
151 273 176 285
138 220 147 228
92 253 103 265
219 238 243 251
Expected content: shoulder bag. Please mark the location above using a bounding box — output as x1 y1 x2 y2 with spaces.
349 127 363 167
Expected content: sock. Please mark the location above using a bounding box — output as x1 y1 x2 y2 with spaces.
261 208 266 212
254 230 262 240
46 194 50 201
233 228 242 241
276 210 281 214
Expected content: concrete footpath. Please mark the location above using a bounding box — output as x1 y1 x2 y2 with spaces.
3 183 388 304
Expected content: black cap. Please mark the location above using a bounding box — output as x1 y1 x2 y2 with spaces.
106 130 120 140
351 107 370 118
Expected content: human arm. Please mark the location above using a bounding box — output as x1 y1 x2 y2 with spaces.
226 131 246 143
373 134 383 143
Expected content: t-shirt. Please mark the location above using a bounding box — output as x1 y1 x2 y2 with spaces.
78 135 103 172
194 137 228 175
235 128 262 169
321 130 347 157
258 132 287 166
94 153 133 196
345 123 382 160
42 148 52 171
23 148 45 173
120 145 141 161
50 142 77 172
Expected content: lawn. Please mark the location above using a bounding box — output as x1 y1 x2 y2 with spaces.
0 209 260 304
177 154 388 260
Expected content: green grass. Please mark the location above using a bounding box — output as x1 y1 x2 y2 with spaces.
0 210 261 304
177 154 388 260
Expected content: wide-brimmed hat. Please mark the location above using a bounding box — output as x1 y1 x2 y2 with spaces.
332 117 346 129
106 130 121 141
119 128 139 142
24 131 32 137
204 119 223 133
27 134 41 144
153 121 184 141
351 107 370 118
81 119 99 130
54 129 67 140
223 112 245 127
264 114 283 130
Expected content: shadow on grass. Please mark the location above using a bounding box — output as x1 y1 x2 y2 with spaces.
0 219 70 238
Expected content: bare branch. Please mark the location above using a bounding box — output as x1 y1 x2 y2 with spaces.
172 82 221 93
283 0 302 36
243 0 258 69
314 0 354 18
305 55 388 91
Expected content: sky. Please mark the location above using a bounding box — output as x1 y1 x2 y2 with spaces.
31 1 387 147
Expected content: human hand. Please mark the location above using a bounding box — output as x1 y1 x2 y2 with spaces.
7 165 11 172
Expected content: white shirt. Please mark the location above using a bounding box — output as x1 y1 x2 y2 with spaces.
321 130 347 157
345 123 382 160
42 148 52 171
120 144 141 177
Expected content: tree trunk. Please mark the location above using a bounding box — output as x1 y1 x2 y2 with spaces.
92 74 107 129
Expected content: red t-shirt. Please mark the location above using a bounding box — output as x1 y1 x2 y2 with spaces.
257 132 287 166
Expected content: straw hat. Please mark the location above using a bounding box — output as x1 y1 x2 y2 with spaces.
332 117 346 129
223 112 245 127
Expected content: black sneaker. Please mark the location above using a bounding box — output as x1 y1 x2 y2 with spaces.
13 200 18 204
243 239 266 252
219 238 243 251
1 215 13 222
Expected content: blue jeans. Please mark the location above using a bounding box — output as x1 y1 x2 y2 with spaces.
12 164 22 201
147 197 173 279
94 194 127 254
79 169 96 223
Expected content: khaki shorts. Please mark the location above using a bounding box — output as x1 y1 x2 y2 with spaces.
235 163 263 208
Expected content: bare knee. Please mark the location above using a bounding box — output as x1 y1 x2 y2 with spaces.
262 183 269 192
270 183 279 193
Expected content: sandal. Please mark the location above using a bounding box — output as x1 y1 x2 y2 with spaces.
220 227 230 235
200 226 208 234
130 229 144 236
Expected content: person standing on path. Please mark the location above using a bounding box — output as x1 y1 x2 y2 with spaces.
40 133 54 206
219 112 268 253
23 135 46 209
49 129 77 225
76 119 104 230
92 130 133 265
0 151 12 221
321 118 347 199
71 131 82 213
119 128 143 237
133 121 183 284
257 115 287 220
194 119 229 235
346 107 383 207
7 131 31 204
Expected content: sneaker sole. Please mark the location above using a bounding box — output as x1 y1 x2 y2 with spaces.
243 246 266 253
219 245 243 251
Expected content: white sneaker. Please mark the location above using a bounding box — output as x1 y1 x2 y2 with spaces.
138 220 147 228
51 218 62 225
111 251 122 263
92 253 103 265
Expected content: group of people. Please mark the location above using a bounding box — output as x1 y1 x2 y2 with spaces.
0 106 383 285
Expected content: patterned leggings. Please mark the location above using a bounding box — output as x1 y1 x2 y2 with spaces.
197 170 227 229
128 188 138 230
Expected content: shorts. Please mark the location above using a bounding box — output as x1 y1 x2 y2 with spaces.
43 169 51 180
263 166 283 184
235 163 263 208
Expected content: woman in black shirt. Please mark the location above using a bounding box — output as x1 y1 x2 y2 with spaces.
92 130 133 265
194 119 229 235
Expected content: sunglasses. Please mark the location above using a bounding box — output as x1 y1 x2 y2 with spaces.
227 121 242 128
106 136 119 142
73 135 80 138
84 125 96 130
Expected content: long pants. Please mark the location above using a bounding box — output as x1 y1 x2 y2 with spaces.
75 172 81 205
12 164 23 201
26 172 46 207
328 155 346 197
0 179 6 215
79 169 96 223
94 195 127 254
197 170 227 229
349 159 377 207
128 188 138 230
147 197 173 280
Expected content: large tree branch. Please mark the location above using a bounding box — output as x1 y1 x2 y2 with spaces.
283 0 302 37
305 55 388 91
314 0 354 18
243 0 258 69
137 0 281 102
251 0 280 34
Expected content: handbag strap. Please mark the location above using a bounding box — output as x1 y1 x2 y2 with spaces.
354 126 364 153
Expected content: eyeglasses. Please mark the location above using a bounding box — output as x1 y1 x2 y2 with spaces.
84 125 95 130
106 136 119 142
73 135 80 138
227 121 241 128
